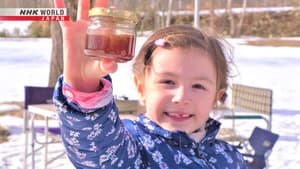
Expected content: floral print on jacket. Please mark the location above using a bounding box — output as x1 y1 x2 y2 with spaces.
53 76 247 169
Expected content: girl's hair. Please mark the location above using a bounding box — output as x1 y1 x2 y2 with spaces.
133 25 233 103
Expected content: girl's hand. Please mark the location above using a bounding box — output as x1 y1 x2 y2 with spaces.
54 0 117 92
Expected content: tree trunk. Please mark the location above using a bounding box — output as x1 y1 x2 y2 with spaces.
156 0 165 29
48 0 78 87
227 0 235 36
166 0 173 26
154 0 162 29
193 0 200 29
208 0 215 34
236 0 248 37
48 21 63 87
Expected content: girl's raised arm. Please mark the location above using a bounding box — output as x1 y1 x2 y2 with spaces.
54 0 117 92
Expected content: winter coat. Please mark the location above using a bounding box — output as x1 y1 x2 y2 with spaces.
53 76 247 169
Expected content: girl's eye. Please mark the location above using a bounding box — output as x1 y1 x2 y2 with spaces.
193 84 206 90
160 80 175 85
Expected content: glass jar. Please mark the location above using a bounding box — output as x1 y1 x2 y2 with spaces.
85 8 138 62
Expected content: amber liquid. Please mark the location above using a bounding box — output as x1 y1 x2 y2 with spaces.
85 33 136 62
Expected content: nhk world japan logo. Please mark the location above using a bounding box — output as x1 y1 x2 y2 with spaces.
0 8 70 21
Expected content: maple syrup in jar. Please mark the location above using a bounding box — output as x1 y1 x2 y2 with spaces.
85 8 138 62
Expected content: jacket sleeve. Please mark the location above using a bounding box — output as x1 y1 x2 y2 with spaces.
53 76 142 168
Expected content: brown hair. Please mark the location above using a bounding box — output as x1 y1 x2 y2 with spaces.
132 25 233 103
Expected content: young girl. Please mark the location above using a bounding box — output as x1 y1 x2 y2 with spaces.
53 0 247 168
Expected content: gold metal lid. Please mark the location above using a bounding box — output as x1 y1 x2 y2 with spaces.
89 7 138 24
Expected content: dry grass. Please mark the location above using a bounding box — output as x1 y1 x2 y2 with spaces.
0 101 23 143
245 39 300 47
0 101 46 143
0 101 24 117
0 125 9 143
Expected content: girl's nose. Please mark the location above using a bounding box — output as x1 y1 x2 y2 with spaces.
171 86 191 105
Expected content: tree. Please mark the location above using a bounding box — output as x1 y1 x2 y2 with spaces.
48 0 78 87
193 0 200 28
27 22 51 37
0 28 9 37
48 21 63 87
166 0 173 27
208 0 216 35
236 0 248 36
12 27 21 37
227 0 235 36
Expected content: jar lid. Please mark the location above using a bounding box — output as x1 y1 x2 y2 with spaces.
89 7 138 24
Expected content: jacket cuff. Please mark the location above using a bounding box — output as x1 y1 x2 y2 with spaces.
62 78 113 110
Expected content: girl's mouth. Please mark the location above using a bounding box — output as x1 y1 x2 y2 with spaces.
164 112 193 122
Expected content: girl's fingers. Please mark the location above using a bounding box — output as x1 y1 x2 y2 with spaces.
100 59 118 74
77 0 90 21
54 0 64 8
94 0 109 8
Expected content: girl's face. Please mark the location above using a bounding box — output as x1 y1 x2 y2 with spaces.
135 47 224 134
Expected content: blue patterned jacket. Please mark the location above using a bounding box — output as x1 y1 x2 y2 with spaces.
53 76 247 169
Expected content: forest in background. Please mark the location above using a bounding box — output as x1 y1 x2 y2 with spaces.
1 0 300 9
1 0 300 38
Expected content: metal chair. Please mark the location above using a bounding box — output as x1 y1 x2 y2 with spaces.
238 127 279 169
23 86 64 169
216 83 273 142
226 83 273 130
